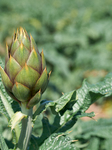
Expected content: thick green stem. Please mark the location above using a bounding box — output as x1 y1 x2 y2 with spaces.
17 104 33 150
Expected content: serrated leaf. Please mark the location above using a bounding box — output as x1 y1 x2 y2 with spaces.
33 99 52 120
0 134 9 150
0 89 14 119
36 113 89 146
44 91 76 113
36 114 70 146
36 72 112 145
9 111 27 131
55 91 76 112
44 73 112 126
39 133 79 150
36 117 53 146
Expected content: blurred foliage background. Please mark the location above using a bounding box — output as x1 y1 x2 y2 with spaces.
1 0 112 149
1 0 112 101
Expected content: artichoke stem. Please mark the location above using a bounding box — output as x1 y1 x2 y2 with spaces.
17 103 33 150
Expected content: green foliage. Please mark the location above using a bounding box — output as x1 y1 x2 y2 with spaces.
72 118 112 150
0 0 112 149
39 133 79 150
1 52 112 149
0 0 112 100
30 73 112 148
0 134 9 150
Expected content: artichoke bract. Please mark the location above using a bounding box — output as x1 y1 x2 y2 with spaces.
0 27 49 108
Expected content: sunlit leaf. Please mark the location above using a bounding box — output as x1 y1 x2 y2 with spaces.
39 133 79 150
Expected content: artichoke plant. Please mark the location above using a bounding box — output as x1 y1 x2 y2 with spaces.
0 27 49 108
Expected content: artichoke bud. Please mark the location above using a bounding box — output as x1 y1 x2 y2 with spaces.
0 27 49 108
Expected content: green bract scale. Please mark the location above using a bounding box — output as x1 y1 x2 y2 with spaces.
0 27 50 108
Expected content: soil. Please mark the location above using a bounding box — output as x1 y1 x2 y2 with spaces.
82 103 111 121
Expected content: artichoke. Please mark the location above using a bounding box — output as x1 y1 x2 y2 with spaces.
0 27 49 108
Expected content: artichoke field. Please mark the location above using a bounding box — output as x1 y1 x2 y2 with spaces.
0 27 49 108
